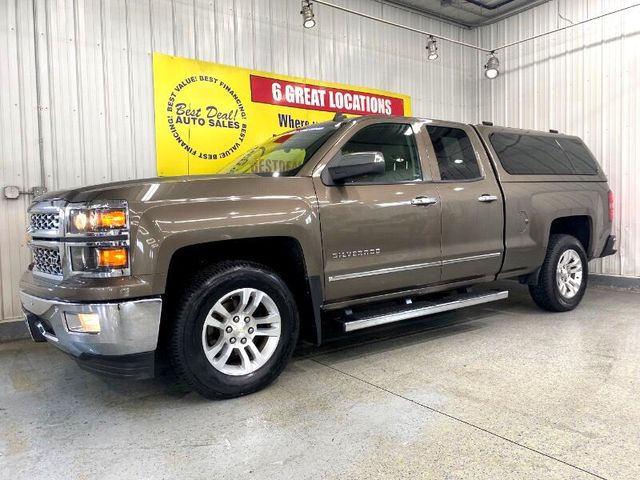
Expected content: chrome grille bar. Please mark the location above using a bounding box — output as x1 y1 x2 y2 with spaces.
27 201 65 238
31 245 63 277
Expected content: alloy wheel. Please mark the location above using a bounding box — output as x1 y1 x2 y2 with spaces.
201 288 281 376
556 249 583 299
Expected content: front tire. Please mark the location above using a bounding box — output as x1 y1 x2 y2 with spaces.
169 261 299 399
528 234 588 312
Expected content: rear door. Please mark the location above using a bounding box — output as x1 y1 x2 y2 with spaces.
313 118 442 302
422 121 504 283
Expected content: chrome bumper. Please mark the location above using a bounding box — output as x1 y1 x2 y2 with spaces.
20 292 162 357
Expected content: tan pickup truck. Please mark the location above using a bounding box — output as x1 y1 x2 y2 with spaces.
20 115 616 399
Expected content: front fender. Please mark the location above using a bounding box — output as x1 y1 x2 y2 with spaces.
131 195 323 291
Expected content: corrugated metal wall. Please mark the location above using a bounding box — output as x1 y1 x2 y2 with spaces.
478 0 640 277
0 0 477 323
2 0 638 324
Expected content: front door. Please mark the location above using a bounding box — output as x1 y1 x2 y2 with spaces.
423 122 504 282
313 119 442 302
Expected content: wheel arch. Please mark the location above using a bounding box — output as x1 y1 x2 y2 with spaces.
548 215 593 257
527 233 589 312
522 215 593 285
161 236 323 346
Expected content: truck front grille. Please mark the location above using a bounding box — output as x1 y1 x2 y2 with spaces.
32 246 63 277
30 212 60 231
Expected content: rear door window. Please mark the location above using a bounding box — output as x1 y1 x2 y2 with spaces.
427 126 482 181
489 133 598 175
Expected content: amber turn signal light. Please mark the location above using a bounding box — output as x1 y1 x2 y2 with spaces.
94 210 127 229
97 248 128 268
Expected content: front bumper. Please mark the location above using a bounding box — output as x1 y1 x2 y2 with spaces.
20 292 162 378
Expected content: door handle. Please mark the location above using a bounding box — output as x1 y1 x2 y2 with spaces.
478 194 498 203
411 196 438 206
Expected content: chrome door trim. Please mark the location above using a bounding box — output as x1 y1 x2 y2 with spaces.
328 260 441 283
328 252 502 282
441 252 501 265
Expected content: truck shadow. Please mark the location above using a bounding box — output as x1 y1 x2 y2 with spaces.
295 280 536 363
294 306 499 364
85 306 502 404
98 282 538 401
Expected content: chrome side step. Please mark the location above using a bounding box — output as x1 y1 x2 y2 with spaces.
341 290 508 332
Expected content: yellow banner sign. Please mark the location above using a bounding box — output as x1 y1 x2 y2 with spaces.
152 53 412 176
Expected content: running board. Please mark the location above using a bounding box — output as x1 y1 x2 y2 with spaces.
340 290 509 332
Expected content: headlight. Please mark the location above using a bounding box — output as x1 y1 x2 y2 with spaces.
64 200 131 277
67 201 128 234
70 245 129 273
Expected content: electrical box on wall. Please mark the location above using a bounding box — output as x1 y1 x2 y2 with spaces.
2 186 48 200
3 186 20 199
31 186 47 198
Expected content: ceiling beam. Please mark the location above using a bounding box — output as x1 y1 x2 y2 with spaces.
381 0 552 28
312 0 640 53
381 0 474 29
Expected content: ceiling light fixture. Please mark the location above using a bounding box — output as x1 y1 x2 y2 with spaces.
301 0 316 29
484 52 500 79
426 36 439 60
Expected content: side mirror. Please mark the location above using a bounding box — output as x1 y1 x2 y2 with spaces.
326 151 385 183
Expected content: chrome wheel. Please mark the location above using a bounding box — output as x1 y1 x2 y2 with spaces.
556 249 583 299
201 288 281 376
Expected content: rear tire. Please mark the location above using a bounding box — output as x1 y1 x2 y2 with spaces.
169 261 299 399
528 234 588 312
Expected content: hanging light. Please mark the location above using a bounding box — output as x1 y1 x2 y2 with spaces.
426 36 438 61
484 52 500 79
301 0 316 29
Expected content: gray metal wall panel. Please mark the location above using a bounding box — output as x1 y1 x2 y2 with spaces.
478 0 640 277
1 0 40 323
0 0 476 323
3 0 637 325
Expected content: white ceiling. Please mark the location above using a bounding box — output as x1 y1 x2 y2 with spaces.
386 0 549 27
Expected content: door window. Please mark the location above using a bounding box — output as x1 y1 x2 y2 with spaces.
340 123 422 184
427 126 482 181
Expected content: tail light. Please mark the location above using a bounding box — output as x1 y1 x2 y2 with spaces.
608 190 614 223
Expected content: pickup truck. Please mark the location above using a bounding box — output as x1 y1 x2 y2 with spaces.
20 115 617 399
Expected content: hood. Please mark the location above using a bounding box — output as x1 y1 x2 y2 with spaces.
35 175 217 203
33 174 312 205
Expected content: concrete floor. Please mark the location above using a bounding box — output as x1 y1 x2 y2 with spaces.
1 282 639 480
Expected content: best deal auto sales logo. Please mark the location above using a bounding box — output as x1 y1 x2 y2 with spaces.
165 75 248 161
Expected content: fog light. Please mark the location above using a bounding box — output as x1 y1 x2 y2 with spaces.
65 313 101 334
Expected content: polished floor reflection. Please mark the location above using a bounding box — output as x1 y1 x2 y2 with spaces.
1 282 638 479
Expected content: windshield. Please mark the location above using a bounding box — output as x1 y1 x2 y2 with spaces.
223 121 343 176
